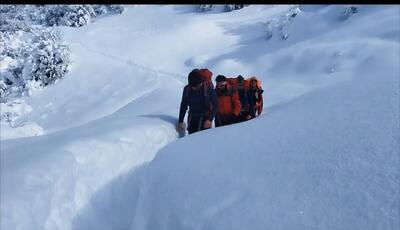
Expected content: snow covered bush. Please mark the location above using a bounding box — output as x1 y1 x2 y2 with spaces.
199 4 249 13
43 5 125 27
341 6 359 20
0 5 31 33
92 5 125 16
1 32 32 101
44 5 96 27
0 5 70 124
1 4 124 129
0 4 123 100
224 4 249 12
0 81 8 100
30 30 69 86
264 6 300 41
199 4 214 12
0 27 69 100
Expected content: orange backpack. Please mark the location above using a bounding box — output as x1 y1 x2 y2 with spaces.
198 68 214 88
247 76 264 115
247 76 262 90
226 77 237 87
226 77 250 90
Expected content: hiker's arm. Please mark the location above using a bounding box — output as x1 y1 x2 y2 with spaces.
257 90 264 115
208 88 218 121
178 86 188 123
247 90 256 117
232 91 241 117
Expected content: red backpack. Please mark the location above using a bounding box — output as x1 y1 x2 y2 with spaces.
247 76 262 90
226 77 250 90
226 77 237 88
198 68 214 88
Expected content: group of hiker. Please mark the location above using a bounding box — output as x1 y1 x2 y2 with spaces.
177 68 264 135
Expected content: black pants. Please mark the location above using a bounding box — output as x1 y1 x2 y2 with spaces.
237 110 253 123
215 114 236 127
187 113 206 134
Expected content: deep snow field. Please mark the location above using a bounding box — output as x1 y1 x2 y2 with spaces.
1 5 399 230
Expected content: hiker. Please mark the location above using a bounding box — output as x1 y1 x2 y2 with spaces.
247 77 264 118
236 75 252 122
214 75 241 127
177 69 218 134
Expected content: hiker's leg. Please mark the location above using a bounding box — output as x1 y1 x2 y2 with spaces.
215 114 222 127
240 111 251 122
217 114 227 127
236 113 244 123
197 116 204 131
224 115 231 126
188 115 201 134
232 114 240 124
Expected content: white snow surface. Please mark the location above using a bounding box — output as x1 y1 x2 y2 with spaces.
1 5 399 230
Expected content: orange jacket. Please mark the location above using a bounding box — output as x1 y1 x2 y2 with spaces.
216 85 241 116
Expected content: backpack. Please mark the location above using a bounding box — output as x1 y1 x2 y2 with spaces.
247 76 264 115
247 76 262 90
226 77 238 88
225 77 251 112
226 77 250 90
198 68 214 88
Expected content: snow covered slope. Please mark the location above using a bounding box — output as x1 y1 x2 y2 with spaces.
1 5 399 230
123 46 399 230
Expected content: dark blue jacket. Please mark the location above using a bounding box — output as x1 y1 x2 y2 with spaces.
179 84 218 123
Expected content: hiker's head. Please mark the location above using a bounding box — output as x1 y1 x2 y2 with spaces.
237 75 244 89
216 75 227 89
250 78 257 89
188 69 203 88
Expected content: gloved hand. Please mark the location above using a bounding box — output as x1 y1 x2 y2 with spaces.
177 122 186 131
203 119 212 129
